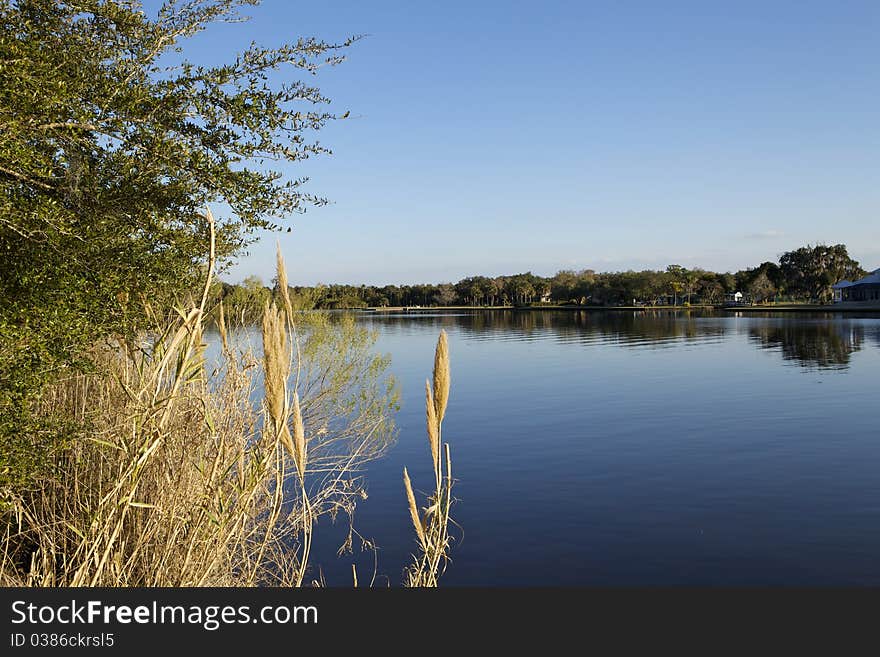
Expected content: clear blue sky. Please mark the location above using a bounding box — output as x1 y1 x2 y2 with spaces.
154 0 879 285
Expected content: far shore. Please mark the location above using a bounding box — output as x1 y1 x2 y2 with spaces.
363 303 880 313
717 303 880 313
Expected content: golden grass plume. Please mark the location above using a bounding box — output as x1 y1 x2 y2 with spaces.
276 241 293 319
261 301 293 457
403 467 426 549
291 390 306 481
432 330 449 422
404 330 455 587
425 380 440 486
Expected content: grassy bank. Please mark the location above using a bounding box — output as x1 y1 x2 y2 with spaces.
0 242 456 588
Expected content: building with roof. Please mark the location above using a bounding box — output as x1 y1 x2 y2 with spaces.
832 279 852 303
833 268 880 303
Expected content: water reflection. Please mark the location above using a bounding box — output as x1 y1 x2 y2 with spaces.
355 309 880 370
309 308 880 586
747 320 865 370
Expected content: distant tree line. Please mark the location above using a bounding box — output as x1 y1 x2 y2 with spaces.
218 244 866 313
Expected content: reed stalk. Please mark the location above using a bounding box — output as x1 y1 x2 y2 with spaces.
0 209 401 588
404 330 455 587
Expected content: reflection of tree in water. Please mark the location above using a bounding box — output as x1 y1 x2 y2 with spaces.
864 320 880 350
747 321 865 370
361 309 725 347
568 310 720 345
358 310 878 370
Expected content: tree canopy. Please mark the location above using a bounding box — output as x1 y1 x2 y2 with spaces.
778 244 864 302
219 243 869 311
0 0 353 488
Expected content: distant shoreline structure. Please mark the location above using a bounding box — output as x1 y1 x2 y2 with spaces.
364 304 880 314
218 246 875 317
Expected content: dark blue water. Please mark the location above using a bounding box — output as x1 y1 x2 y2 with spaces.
305 310 880 585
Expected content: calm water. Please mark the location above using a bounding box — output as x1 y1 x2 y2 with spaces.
300 310 880 585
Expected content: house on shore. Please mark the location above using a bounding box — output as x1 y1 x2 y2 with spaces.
722 291 747 306
833 268 880 303
832 280 852 303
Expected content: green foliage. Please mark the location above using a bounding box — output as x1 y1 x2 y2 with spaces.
214 242 870 312
0 0 354 490
778 245 864 302
296 313 400 458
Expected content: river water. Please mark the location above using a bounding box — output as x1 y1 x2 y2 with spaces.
291 309 880 585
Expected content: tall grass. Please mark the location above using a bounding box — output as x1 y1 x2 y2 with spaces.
403 330 456 587
0 210 459 587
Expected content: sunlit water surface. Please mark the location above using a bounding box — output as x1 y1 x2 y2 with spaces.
220 310 880 586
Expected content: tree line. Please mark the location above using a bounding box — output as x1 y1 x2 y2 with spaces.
220 244 866 312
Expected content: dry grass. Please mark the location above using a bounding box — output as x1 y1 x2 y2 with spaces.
0 214 457 588
403 330 456 587
0 213 410 587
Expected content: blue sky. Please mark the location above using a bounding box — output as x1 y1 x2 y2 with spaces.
154 0 878 285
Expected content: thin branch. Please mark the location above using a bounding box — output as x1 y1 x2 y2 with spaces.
0 164 53 189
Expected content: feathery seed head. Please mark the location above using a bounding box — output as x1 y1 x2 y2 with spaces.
425 380 440 483
276 242 292 318
403 467 426 549
261 301 291 451
291 390 306 480
432 330 450 423
218 299 229 352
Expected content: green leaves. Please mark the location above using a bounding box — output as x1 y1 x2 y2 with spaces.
0 0 355 491
779 245 864 302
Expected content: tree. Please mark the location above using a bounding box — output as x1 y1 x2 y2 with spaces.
683 268 701 304
504 274 535 305
433 283 456 306
222 274 270 322
549 270 578 302
700 279 725 304
747 271 776 303
0 0 355 489
572 272 595 305
666 265 685 305
481 278 500 306
778 245 864 302
692 270 726 304
717 272 736 293
455 277 482 306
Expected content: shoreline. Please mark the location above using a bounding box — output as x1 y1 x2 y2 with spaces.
718 303 880 313
364 304 880 313
366 305 710 312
